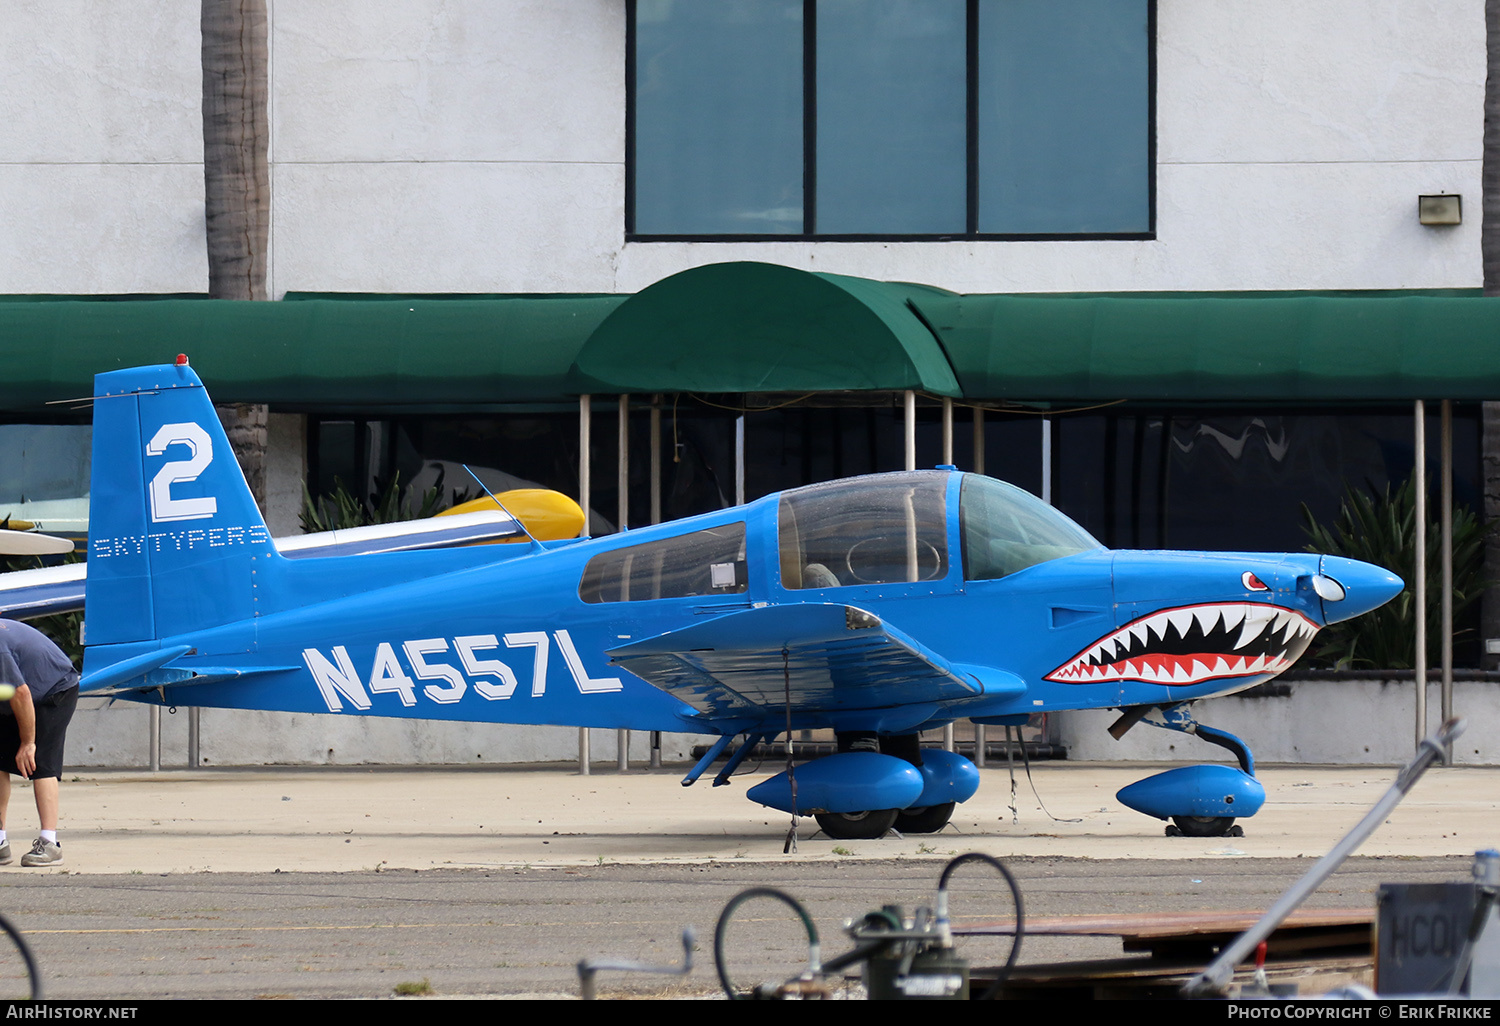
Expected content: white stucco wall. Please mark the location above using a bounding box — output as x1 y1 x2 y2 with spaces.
0 2 206 293
65 696 711 768
0 0 1485 297
267 0 626 296
1059 679 1500 766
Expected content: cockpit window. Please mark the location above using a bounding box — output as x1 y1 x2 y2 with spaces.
778 472 949 589
960 475 1102 580
579 523 748 603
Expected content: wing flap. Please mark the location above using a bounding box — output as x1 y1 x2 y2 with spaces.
608 603 983 719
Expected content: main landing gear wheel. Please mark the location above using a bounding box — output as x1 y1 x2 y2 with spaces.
1166 816 1243 838
814 809 900 840
895 802 956 834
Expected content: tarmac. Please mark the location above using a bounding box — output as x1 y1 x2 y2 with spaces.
13 759 1498 873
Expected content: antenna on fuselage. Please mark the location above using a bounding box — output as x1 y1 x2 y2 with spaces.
461 465 543 552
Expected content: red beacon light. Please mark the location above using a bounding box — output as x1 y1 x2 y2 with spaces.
175 354 189 366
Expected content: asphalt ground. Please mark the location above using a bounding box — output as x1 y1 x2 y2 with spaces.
0 761 1489 999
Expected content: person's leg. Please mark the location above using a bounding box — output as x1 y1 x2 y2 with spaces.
31 777 56 833
20 688 72 864
0 711 18 859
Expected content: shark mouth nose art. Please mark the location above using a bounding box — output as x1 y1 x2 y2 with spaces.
1044 603 1318 685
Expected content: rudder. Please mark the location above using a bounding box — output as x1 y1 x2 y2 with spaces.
84 360 275 645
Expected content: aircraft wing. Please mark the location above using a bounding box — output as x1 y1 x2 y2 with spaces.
0 563 87 619
607 603 997 720
273 510 523 556
0 511 524 619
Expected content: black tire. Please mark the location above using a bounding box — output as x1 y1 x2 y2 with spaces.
895 802 955 834
814 809 900 840
1170 815 1236 838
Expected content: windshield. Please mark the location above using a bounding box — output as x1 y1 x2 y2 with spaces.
960 474 1102 580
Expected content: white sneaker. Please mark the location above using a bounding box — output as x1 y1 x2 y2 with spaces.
20 839 60 867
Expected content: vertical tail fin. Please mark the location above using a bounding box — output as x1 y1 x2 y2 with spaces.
84 361 275 644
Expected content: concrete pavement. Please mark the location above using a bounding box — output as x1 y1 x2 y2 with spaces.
6 760 1494 874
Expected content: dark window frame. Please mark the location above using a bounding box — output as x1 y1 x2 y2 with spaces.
625 0 1156 243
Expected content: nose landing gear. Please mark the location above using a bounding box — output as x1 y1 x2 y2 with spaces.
1110 704 1264 838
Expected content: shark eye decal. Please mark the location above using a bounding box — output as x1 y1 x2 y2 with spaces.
1045 602 1317 686
1242 572 1269 591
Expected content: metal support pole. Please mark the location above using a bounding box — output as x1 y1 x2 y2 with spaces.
972 407 985 475
973 723 986 768
942 723 954 753
579 395 592 538
578 727 591 776
735 414 745 505
650 396 662 527
904 390 916 471
1441 400 1454 755
188 707 200 768
149 705 160 772
941 398 953 465
650 730 662 770
1415 399 1427 749
617 395 629 532
617 729 629 772
1041 416 1053 504
1184 718 1465 996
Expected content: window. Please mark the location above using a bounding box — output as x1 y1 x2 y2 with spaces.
579 523 749 602
628 0 1153 240
778 472 949 588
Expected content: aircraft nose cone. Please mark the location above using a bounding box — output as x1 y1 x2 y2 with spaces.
1317 555 1404 625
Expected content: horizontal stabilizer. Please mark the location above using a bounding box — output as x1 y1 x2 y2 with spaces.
80 644 192 693
89 662 303 696
608 603 981 720
81 643 301 695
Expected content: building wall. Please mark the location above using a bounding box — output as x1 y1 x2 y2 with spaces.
0 1 1484 298
0 2 206 293
66 696 712 768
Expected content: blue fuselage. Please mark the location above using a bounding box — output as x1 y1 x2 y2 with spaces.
83 472 1401 739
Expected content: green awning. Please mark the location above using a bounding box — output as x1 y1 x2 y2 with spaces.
2 269 1497 410
914 291 1500 401
568 262 962 396
0 296 624 410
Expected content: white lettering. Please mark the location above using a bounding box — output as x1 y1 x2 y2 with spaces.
455 634 518 700
302 647 370 712
504 632 550 697
146 422 217 523
555 629 623 694
367 642 417 706
404 639 468 705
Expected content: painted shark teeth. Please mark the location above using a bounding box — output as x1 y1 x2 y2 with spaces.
1044 602 1317 687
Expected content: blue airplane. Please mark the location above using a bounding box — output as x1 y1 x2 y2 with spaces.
6 361 1405 840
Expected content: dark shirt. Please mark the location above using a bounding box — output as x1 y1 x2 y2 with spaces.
0 620 77 708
